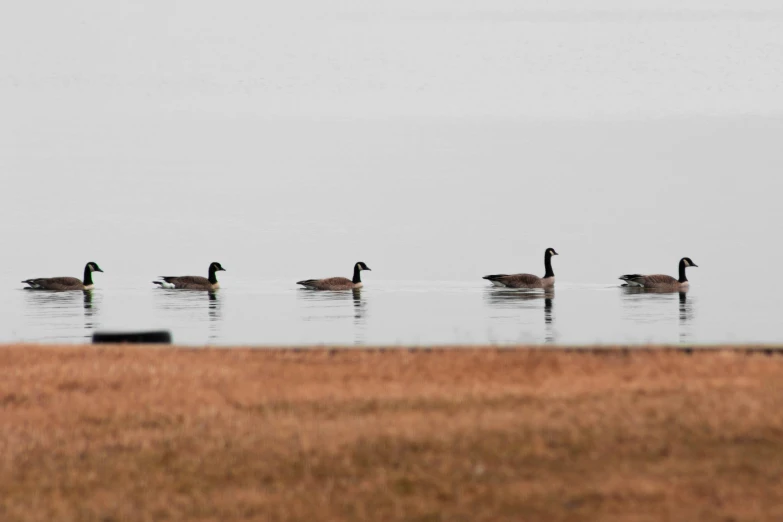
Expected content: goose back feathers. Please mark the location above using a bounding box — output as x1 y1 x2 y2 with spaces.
22 262 104 291
297 262 371 290
483 248 558 289
153 262 225 290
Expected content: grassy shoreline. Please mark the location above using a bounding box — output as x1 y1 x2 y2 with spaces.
1 345 782 521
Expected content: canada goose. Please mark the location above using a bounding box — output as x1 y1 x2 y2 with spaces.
297 262 371 290
153 262 225 290
22 262 104 291
483 248 558 288
619 257 698 290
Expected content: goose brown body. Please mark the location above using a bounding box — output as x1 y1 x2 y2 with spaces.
22 262 104 291
619 257 697 290
297 262 371 291
483 248 558 289
153 262 225 290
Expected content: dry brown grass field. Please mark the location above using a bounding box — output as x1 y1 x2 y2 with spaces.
0 345 782 522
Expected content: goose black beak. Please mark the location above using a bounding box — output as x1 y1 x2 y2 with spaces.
95 268 104 272
365 267 372 271
220 267 226 271
691 264 698 268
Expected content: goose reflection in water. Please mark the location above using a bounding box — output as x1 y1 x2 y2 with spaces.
154 289 223 342
207 291 222 342
621 287 694 342
350 290 367 344
678 291 694 342
83 291 99 335
298 288 367 320
297 288 368 344
621 287 692 310
23 289 101 340
351 289 366 321
155 288 221 309
678 291 692 320
484 288 555 343
485 288 553 305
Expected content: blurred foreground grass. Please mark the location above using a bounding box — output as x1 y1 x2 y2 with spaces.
0 345 781 521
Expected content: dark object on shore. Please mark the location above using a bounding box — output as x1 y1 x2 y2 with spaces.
92 330 172 344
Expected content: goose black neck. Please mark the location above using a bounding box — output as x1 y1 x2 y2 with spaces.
209 266 219 284
83 265 93 286
544 253 555 278
352 265 362 284
678 260 688 283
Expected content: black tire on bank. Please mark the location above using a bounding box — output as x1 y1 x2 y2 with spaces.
92 330 172 344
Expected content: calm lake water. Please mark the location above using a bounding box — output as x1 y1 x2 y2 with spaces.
2 2 782 345
2 277 781 345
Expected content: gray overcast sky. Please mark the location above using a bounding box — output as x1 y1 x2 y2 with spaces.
3 0 783 122
1 0 782 288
